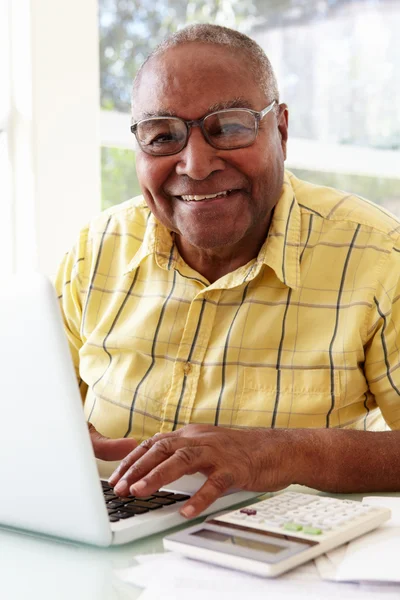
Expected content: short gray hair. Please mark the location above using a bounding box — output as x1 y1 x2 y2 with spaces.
132 24 279 110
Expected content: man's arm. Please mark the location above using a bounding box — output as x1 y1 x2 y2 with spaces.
107 425 400 518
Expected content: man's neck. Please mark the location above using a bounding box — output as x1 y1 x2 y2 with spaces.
175 223 271 284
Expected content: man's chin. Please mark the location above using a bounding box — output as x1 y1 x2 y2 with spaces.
177 229 246 252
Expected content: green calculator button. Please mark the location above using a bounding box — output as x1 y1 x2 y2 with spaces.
283 523 303 531
303 527 323 535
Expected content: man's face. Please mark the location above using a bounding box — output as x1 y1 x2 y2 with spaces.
132 43 288 253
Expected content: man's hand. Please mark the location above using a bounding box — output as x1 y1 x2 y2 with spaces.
108 425 299 517
88 423 138 461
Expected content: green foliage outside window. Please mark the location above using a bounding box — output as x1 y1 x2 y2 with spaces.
99 0 400 212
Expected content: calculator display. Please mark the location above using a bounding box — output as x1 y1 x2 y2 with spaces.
191 529 286 554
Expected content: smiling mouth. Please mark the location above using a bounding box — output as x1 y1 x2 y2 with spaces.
177 190 235 202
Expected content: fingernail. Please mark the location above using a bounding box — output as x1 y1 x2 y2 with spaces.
114 480 128 494
130 480 146 495
180 504 195 518
108 473 117 485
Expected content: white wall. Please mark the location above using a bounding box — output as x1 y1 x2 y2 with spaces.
8 0 100 278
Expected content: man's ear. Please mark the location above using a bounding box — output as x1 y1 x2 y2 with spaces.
277 103 289 160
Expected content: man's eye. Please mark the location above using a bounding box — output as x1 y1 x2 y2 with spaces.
148 133 176 145
209 123 250 137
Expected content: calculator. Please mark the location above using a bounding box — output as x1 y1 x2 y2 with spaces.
163 491 391 577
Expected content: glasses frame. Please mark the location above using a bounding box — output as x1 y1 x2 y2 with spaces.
130 100 277 156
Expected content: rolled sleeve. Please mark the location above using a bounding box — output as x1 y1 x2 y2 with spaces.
365 245 400 429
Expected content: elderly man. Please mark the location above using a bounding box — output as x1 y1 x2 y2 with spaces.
56 24 400 519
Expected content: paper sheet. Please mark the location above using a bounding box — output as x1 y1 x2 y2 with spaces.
315 496 400 584
115 552 400 599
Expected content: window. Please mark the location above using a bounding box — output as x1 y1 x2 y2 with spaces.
99 0 400 213
1 0 13 274
6 0 100 277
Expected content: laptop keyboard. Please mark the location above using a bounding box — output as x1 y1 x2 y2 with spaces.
101 480 190 522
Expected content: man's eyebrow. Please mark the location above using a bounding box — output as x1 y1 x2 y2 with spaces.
136 98 254 121
207 98 254 112
138 109 176 119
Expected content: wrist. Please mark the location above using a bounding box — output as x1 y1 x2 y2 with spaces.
255 428 320 490
290 428 325 487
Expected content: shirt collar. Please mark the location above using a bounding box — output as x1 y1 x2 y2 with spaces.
262 171 301 290
125 171 301 290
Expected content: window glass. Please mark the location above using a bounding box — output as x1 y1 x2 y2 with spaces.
101 147 141 209
99 0 400 213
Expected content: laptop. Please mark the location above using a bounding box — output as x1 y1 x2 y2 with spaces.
0 273 261 546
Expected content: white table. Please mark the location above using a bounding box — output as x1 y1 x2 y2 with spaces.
1 486 398 600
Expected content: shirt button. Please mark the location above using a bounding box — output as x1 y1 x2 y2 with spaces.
183 361 192 375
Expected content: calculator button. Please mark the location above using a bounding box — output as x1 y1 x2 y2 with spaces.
290 497 315 506
314 497 337 504
283 522 303 532
269 507 287 515
263 519 280 527
230 512 247 520
303 526 322 535
297 519 312 527
240 508 257 516
263 515 286 523
329 518 348 527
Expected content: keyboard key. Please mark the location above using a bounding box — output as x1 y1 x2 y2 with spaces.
150 498 176 506
109 516 120 522
152 491 174 498
115 496 140 502
112 511 135 519
122 505 150 515
169 494 191 502
107 501 125 509
129 496 156 502
126 500 163 510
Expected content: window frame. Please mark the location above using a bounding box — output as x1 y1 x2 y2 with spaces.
100 108 400 179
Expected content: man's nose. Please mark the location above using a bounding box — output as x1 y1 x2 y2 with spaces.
175 127 225 180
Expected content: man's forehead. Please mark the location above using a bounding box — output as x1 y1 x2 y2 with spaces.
132 44 264 119
137 98 255 121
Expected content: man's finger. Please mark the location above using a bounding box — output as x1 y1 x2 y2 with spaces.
89 425 138 461
108 436 159 486
127 446 204 496
179 471 234 518
108 431 182 486
112 437 195 494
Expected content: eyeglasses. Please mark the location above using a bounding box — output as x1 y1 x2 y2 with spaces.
131 100 276 156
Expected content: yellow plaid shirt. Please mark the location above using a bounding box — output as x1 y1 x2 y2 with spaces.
55 171 400 442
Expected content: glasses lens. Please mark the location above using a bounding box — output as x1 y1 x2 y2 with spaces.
136 118 187 155
204 110 257 149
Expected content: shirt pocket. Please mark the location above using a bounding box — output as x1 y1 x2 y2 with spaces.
234 366 341 429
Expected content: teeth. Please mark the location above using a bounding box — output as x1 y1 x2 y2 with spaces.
181 191 229 202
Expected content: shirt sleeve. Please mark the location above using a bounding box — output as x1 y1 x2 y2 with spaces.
54 226 91 402
364 242 400 429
